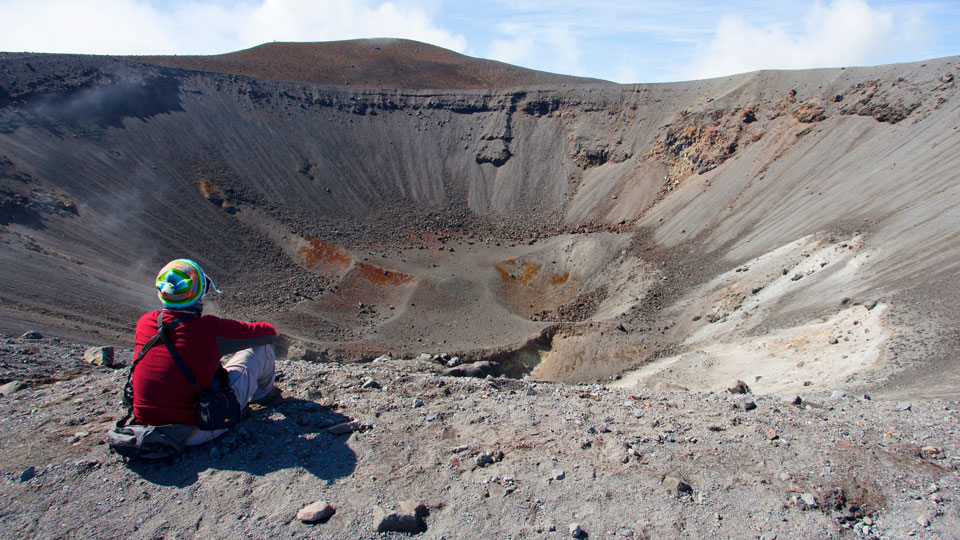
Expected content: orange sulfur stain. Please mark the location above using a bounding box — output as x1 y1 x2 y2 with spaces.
497 260 543 287
498 260 577 290
357 263 414 286
298 237 353 270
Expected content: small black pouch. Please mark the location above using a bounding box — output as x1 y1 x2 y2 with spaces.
195 382 242 430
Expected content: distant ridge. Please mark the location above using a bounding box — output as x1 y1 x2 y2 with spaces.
127 38 616 89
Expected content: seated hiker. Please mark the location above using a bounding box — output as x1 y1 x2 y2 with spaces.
131 258 277 446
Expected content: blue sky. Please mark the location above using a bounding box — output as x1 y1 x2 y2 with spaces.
0 0 957 83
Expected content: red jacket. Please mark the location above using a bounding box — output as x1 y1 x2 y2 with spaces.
132 310 276 426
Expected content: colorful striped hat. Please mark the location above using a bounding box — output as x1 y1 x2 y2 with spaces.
155 259 220 309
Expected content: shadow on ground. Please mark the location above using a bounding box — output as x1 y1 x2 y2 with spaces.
126 397 357 487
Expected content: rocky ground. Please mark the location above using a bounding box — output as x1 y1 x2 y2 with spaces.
1 333 957 539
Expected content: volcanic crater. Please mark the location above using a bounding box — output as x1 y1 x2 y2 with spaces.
2 40 958 398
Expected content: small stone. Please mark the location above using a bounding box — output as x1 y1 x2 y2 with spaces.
759 534 777 540
412 398 424 408
831 390 851 399
361 378 381 390
74 459 100 473
896 402 913 411
569 523 585 538
791 396 803 406
738 398 757 411
828 336 839 345
551 469 565 481
297 500 335 523
476 453 494 467
763 427 779 440
19 466 35 482
799 493 817 510
862 525 871 535
920 446 941 458
83 346 115 367
373 504 426 533
0 380 24 396
416 353 432 362
373 354 391 363
21 331 43 340
398 500 427 518
327 421 368 435
663 472 693 494
917 515 930 527
727 380 752 394
446 356 461 368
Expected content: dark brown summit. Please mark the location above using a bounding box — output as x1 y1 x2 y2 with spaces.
129 38 614 89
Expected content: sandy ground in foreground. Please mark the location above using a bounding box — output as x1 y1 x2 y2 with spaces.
0 335 958 539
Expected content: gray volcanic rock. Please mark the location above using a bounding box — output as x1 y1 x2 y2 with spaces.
445 361 502 378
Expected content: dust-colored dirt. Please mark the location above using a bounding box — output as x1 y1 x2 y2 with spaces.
1 336 958 539
1 40 959 538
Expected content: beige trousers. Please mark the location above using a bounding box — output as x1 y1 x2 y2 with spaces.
183 345 276 446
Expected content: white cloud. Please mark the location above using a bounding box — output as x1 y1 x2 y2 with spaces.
680 0 924 80
0 0 465 55
0 0 176 54
487 23 585 76
243 0 465 51
612 64 639 85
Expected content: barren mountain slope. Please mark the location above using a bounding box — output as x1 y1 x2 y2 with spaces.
128 39 614 89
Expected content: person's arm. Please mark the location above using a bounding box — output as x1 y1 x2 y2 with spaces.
210 316 277 356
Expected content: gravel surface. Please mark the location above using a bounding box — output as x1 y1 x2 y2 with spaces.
0 337 958 539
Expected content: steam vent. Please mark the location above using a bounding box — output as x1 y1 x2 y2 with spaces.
1 40 959 538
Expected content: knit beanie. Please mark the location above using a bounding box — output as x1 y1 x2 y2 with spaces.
155 259 220 309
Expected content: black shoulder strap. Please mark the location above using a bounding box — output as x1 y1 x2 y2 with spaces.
156 311 203 392
117 312 196 427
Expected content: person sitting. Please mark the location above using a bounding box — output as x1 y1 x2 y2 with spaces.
131 258 277 446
